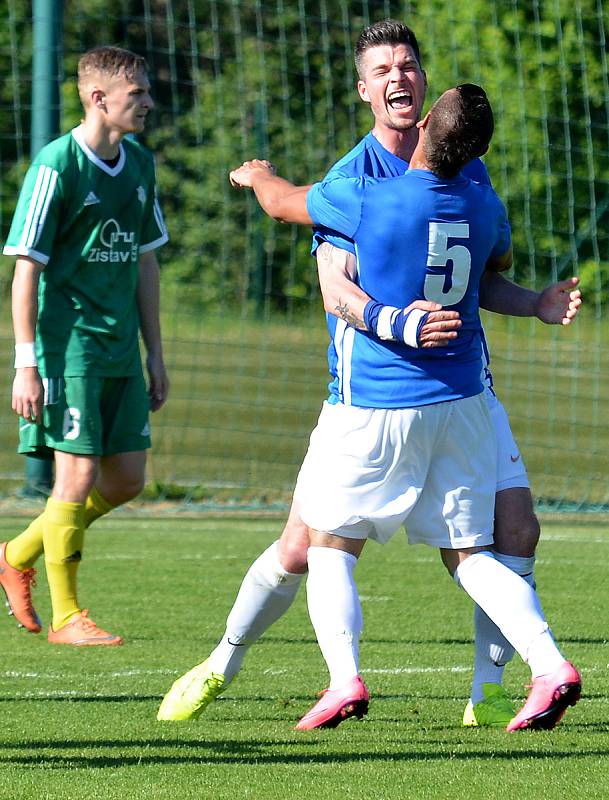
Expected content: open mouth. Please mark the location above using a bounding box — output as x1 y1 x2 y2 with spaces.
388 90 413 110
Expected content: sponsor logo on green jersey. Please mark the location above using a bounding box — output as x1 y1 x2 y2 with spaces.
88 218 138 263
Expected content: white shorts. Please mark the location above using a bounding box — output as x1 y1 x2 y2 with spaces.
295 394 496 549
485 389 529 491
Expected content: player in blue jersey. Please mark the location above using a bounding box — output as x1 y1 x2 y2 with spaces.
0 47 169 647
289 83 579 731
158 21 581 729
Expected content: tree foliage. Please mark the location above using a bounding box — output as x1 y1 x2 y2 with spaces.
1 0 607 311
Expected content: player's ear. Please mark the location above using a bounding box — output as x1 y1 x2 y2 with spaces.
357 80 370 104
91 88 106 110
417 110 431 130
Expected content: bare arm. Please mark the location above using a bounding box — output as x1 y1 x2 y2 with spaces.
11 257 44 421
231 162 481 344
315 242 367 328
480 270 581 325
229 159 313 224
316 243 462 347
137 250 169 411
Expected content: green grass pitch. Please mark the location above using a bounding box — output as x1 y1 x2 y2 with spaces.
1 515 607 800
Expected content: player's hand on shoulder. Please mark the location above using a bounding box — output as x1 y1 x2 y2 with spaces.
12 367 44 422
229 159 276 188
536 276 582 326
406 300 462 348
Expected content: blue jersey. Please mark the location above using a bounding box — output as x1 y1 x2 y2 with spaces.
313 132 491 255
311 133 496 403
307 169 511 408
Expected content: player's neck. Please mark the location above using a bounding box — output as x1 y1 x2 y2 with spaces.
371 124 419 162
404 122 430 172
80 117 124 160
407 150 429 171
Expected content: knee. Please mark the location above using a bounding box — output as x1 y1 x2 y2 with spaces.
494 512 540 557
118 474 145 503
53 458 98 503
277 516 310 573
112 474 145 505
97 472 145 507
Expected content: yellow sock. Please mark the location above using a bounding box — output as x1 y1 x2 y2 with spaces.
5 514 46 571
84 487 115 528
43 498 86 630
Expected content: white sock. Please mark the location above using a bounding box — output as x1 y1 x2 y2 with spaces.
306 546 362 690
470 553 536 704
207 541 303 683
455 551 564 679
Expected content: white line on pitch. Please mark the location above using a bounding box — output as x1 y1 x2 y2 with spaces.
362 666 471 675
360 596 392 602
261 666 471 677
0 668 177 679
540 534 609 544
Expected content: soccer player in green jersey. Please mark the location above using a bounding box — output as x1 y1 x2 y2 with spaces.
0 46 169 646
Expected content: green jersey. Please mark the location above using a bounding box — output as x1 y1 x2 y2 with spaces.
3 125 168 377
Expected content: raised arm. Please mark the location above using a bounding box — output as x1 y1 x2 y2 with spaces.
11 257 44 422
229 159 313 224
480 271 581 325
316 243 462 348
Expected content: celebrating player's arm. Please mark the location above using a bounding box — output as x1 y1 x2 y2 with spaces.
315 242 462 347
229 159 312 224
11 256 45 423
480 270 581 326
230 160 463 347
231 159 583 334
137 249 169 412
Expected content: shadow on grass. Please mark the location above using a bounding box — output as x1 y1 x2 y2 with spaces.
0 736 607 769
0 690 457 705
0 695 164 703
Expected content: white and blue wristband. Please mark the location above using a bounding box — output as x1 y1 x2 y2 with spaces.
363 300 428 348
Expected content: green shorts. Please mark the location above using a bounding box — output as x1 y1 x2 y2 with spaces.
18 373 151 458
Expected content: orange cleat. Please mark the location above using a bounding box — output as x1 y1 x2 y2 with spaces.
48 609 123 646
0 542 42 632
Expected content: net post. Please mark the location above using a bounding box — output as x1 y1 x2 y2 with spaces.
22 0 63 496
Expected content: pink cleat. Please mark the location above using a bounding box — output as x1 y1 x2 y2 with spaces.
507 661 581 732
295 676 369 730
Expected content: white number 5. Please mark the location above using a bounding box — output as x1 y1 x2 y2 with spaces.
424 222 471 305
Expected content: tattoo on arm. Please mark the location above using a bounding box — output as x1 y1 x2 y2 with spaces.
335 299 366 330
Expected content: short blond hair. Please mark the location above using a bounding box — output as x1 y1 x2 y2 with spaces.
78 46 147 104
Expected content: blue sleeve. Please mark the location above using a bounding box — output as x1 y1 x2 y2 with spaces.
491 199 512 257
311 228 356 256
306 177 365 240
463 158 492 188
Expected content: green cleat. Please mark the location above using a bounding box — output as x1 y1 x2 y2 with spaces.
157 658 227 721
462 683 516 728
